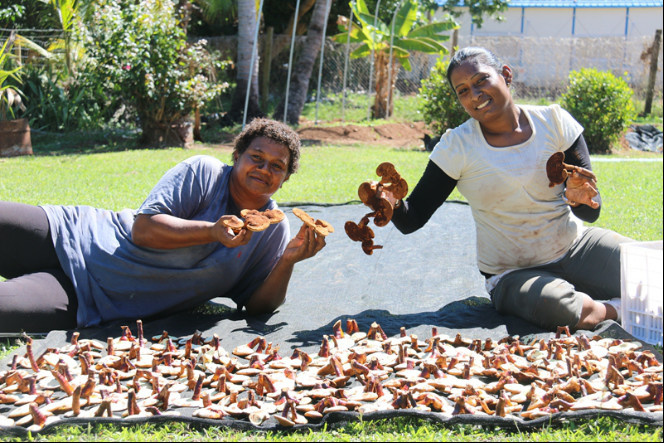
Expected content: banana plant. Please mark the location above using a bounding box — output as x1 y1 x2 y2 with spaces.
1 32 52 121
334 0 457 118
40 0 89 76
0 36 23 121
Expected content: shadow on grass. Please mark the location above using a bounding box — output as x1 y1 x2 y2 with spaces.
29 124 243 157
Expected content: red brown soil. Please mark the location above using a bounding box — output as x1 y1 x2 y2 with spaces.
296 121 428 149
205 121 431 150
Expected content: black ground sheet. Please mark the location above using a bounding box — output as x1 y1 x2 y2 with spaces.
1 202 662 435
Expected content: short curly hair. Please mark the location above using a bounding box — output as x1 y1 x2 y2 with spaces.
233 118 301 175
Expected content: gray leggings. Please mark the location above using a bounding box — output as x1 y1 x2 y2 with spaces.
0 201 78 333
490 227 632 330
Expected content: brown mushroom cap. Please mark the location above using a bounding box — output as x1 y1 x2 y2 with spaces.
314 219 334 235
293 208 334 236
357 181 393 227
263 209 285 224
240 210 271 232
546 152 568 187
345 220 374 242
222 216 245 233
376 162 408 200
345 220 381 255
371 198 393 228
292 208 315 227
358 181 379 205
386 178 408 200
376 162 399 183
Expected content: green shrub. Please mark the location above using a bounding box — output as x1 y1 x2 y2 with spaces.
79 0 226 145
418 56 468 136
561 68 636 154
20 64 118 131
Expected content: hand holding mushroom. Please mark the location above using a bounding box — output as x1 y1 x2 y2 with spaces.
565 169 599 208
280 222 327 265
216 209 287 248
546 152 599 208
214 215 253 248
346 162 408 255
280 208 331 264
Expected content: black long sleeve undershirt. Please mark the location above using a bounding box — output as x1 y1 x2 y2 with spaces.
391 134 601 234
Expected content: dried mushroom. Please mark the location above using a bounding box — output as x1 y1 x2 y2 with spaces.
347 162 408 254
292 208 334 237
1 318 661 431
221 208 286 233
546 152 597 187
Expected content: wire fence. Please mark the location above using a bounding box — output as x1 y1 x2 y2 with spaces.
203 33 663 104
0 28 66 65
3 27 662 118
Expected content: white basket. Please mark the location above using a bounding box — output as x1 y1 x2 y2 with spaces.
620 240 663 346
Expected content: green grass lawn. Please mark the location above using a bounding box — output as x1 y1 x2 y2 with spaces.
0 140 662 441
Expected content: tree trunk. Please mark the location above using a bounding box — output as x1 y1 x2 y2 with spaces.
283 0 317 38
371 51 399 119
230 0 262 122
140 118 194 148
274 0 333 125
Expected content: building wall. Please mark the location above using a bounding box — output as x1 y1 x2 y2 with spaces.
453 6 663 39
627 7 664 38
447 6 663 93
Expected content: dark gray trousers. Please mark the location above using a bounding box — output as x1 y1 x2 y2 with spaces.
490 227 631 330
0 201 78 333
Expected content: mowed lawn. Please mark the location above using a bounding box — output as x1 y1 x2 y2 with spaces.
0 143 662 441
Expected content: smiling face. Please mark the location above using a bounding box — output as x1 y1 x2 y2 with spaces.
450 57 514 125
230 136 291 208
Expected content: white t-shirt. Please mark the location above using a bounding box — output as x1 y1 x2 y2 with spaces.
429 104 584 275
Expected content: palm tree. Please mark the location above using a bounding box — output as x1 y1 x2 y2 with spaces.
229 0 262 122
273 0 333 125
333 0 457 119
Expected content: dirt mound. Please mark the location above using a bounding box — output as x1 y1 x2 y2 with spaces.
297 121 429 149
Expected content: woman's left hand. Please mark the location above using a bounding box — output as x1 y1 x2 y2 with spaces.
281 223 327 265
565 169 599 208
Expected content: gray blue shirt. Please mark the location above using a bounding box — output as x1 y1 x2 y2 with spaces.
42 155 290 327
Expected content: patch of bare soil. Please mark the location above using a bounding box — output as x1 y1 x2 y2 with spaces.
297 121 429 149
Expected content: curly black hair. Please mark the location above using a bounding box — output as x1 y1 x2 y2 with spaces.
233 118 301 175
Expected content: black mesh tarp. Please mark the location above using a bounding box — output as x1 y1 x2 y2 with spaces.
1 202 661 436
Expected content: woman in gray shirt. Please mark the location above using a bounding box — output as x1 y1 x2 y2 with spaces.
0 118 326 332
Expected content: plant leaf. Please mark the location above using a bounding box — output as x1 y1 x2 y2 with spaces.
407 21 458 39
392 0 417 38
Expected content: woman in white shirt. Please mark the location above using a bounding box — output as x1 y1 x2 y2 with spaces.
390 47 629 331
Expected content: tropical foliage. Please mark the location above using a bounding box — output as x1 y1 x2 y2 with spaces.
0 34 23 120
0 31 51 120
333 0 457 118
561 68 636 154
79 0 226 145
418 55 468 136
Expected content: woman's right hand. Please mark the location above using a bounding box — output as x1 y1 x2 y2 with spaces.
565 169 599 209
213 215 253 248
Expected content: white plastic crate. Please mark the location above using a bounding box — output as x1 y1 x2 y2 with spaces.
620 240 663 346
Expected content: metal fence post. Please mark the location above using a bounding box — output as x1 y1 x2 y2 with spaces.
283 0 302 124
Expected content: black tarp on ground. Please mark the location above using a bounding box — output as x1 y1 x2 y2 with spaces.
625 125 663 153
1 202 662 435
